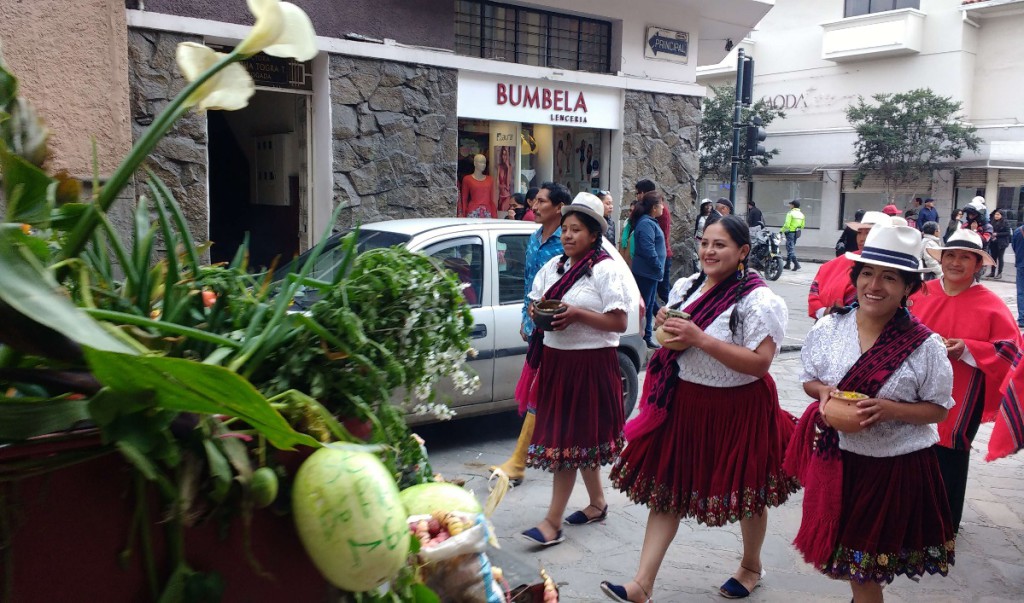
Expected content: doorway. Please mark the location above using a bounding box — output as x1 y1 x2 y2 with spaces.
208 90 310 269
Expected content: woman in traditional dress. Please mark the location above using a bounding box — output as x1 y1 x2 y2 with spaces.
519 193 637 546
602 215 796 602
790 224 955 603
910 228 1024 530
808 211 891 320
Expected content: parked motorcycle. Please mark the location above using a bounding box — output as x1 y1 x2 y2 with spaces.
748 227 784 281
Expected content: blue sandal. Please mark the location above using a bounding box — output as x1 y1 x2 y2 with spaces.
565 503 608 525
719 566 765 599
520 519 564 547
601 580 652 602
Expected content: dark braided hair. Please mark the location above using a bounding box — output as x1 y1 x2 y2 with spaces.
679 214 751 334
556 211 605 276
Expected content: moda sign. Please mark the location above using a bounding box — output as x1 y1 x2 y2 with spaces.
457 73 621 130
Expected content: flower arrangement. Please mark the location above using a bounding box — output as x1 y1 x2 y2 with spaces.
0 1 476 600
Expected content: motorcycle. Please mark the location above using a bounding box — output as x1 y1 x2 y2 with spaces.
748 227 784 281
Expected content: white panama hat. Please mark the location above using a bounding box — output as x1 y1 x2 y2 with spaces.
845 224 929 273
561 192 608 232
924 228 996 267
845 210 892 231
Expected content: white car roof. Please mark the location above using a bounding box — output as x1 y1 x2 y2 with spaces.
360 218 533 236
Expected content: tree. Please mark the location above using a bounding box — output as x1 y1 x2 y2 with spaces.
699 84 785 182
846 88 982 202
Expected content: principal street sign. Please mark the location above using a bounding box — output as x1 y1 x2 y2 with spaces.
644 27 689 64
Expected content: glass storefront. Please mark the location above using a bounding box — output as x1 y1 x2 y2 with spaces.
751 179 823 229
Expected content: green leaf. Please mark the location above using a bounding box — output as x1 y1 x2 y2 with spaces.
0 56 17 108
0 227 136 354
83 348 318 450
49 202 90 230
116 440 177 499
1 143 56 226
203 439 233 503
410 583 441 603
0 397 91 442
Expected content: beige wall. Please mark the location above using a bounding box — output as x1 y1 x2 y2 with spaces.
0 0 131 176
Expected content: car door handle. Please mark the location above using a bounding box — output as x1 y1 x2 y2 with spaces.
470 324 487 339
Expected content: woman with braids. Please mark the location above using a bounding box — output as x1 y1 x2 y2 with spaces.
628 191 667 348
519 193 638 546
909 229 1024 531
602 215 796 602
788 225 955 603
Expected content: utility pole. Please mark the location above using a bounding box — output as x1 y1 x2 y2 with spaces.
729 48 746 206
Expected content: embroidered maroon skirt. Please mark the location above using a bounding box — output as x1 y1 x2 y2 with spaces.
808 447 955 583
526 346 624 472
611 375 799 526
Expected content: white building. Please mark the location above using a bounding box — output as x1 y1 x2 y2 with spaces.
697 0 1024 248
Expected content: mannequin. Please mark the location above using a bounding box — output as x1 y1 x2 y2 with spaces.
459 153 496 218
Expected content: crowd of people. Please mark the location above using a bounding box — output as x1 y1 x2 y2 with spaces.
481 181 1024 602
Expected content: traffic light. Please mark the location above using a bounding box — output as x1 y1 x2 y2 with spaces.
745 116 767 158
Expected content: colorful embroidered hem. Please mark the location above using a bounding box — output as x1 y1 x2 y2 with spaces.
612 464 800 527
819 539 956 584
526 437 623 472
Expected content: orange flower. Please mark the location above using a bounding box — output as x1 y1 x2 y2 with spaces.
20 223 31 234
202 290 218 308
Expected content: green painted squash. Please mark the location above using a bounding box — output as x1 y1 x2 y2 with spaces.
292 447 410 592
398 481 482 516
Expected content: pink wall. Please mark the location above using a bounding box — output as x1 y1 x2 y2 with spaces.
0 0 131 176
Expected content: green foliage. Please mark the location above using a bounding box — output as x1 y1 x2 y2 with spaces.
699 84 786 182
846 88 982 202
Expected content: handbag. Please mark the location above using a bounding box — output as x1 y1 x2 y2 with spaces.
834 236 846 256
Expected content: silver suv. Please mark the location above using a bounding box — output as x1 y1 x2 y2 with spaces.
288 218 645 421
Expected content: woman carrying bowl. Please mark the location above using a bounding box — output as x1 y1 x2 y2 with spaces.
602 215 795 602
519 192 637 546
909 229 1024 530
789 224 955 603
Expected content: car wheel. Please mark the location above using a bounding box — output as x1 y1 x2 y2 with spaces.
618 351 639 418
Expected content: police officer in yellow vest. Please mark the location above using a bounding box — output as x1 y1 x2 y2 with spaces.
782 199 806 271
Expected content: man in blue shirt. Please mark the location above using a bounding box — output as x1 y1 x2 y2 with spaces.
917 198 939 231
520 182 569 339
494 182 569 485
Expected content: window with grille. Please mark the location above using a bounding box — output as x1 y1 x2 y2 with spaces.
844 0 919 18
455 0 612 74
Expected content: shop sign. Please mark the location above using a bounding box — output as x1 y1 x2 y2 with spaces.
643 26 689 64
457 73 621 130
761 93 808 110
209 45 313 92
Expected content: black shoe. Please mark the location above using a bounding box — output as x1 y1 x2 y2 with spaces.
645 338 661 350
792 262 801 271
783 261 791 270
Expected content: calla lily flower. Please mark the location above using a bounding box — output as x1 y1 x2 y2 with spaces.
175 43 255 112
236 0 317 61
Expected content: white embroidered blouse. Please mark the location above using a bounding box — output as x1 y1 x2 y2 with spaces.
799 310 955 458
529 255 637 350
668 274 788 387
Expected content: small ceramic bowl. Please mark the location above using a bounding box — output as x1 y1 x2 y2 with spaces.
533 300 567 331
823 390 869 433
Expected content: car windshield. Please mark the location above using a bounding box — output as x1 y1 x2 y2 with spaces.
274 228 412 308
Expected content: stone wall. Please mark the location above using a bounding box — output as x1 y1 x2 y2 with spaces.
622 90 701 278
126 28 209 245
329 56 458 228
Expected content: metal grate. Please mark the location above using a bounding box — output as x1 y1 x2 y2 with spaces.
455 0 612 74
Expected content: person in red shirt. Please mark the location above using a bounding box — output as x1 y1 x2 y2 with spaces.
807 211 891 319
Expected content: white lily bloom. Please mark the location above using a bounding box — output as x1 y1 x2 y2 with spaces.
237 0 317 61
176 43 255 111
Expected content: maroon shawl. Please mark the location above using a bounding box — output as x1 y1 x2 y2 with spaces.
784 307 933 566
624 272 767 441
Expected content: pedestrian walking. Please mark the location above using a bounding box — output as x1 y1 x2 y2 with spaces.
490 182 568 486
910 228 1024 531
1013 223 1024 328
602 215 796 602
656 194 673 305
808 211 891 319
988 208 1010 279
519 193 637 546
788 224 956 603
600 190 617 244
747 200 764 228
628 191 667 348
920 221 943 281
781 199 805 271
944 209 963 243
715 197 733 216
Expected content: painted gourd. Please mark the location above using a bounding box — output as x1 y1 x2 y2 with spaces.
292 447 410 592
398 481 483 517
